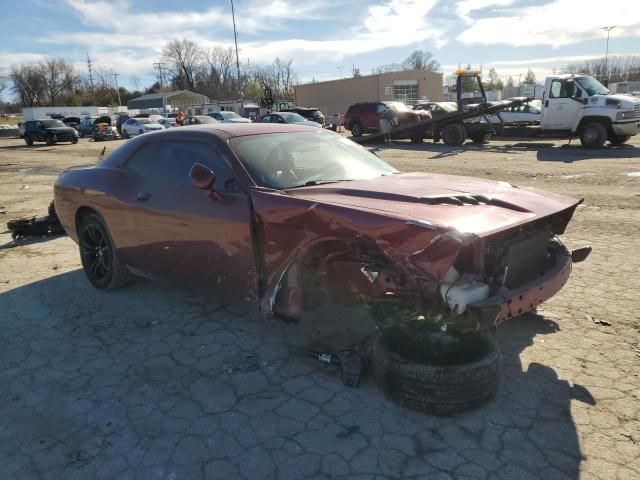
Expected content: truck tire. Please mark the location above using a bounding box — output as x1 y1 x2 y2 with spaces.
609 134 631 145
372 329 501 415
579 122 607 149
469 131 491 143
350 122 363 137
441 123 467 146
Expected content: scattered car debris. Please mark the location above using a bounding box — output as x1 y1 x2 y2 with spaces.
308 346 366 387
586 313 611 326
6 201 64 240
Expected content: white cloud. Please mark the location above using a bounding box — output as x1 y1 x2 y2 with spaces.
456 0 640 47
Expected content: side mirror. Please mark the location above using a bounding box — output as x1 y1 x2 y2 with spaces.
189 163 216 190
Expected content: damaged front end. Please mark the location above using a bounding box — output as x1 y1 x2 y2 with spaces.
253 185 589 330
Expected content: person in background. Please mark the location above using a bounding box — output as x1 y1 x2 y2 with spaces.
380 107 395 144
175 111 185 127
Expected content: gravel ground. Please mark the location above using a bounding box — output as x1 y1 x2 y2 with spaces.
1 135 639 480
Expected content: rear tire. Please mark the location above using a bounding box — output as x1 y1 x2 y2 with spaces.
138 129 144 135
72 137 78 144
122 129 130 139
441 123 467 146
350 122 363 137
579 122 607 148
609 134 631 145
79 214 131 290
469 131 491 143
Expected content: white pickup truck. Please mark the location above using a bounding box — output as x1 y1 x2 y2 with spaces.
540 74 640 148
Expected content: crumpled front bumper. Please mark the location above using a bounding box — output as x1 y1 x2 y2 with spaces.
466 244 580 328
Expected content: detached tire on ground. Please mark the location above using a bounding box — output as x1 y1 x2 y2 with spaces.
579 122 607 148
441 123 467 146
372 329 501 415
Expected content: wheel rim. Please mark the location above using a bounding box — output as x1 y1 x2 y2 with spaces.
353 124 360 136
583 128 597 144
80 224 111 282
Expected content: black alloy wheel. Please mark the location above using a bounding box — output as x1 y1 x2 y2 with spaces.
80 221 112 288
351 122 363 137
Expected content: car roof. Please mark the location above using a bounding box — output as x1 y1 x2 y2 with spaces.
146 123 320 139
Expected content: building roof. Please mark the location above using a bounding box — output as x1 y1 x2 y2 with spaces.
127 90 208 110
295 69 442 88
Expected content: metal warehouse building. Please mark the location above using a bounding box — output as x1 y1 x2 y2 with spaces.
294 69 443 117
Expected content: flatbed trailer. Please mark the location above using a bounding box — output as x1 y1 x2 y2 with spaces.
354 97 527 146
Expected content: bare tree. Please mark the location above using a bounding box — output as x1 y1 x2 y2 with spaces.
198 46 236 97
163 39 203 91
38 57 76 106
10 64 47 106
487 68 503 90
402 50 440 72
561 55 640 83
0 72 7 97
523 69 537 85
506 76 515 87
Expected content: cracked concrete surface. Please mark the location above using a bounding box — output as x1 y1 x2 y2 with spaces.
1 137 640 479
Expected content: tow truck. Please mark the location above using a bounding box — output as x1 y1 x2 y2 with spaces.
355 70 640 148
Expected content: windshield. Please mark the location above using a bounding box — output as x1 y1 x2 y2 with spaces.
41 120 66 128
281 112 307 123
221 112 241 119
576 76 610 96
137 119 152 124
229 131 398 189
198 116 217 123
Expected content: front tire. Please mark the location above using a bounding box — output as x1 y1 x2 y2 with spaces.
469 131 491 143
138 129 144 135
46 135 56 146
122 129 130 139
609 134 631 145
579 122 607 148
24 135 33 146
79 214 131 290
350 122 363 137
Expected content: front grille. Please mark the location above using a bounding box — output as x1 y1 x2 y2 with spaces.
634 104 640 118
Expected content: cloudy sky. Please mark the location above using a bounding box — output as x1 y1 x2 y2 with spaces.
1 0 639 91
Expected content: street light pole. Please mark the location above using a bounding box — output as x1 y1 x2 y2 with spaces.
602 26 616 82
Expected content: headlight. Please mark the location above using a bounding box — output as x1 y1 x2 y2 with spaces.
616 110 636 120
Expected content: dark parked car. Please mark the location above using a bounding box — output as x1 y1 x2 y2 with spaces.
260 112 318 126
184 115 218 125
54 124 587 329
63 116 82 130
280 107 327 127
344 101 430 139
76 117 99 138
23 119 78 145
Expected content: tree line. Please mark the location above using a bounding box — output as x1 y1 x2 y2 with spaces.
561 55 640 83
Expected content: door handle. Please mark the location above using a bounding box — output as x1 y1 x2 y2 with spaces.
137 192 151 202
545 100 549 107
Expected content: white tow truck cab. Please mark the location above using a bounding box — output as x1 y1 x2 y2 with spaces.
541 74 640 148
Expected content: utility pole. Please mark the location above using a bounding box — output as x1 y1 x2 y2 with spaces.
111 72 121 106
153 62 167 91
230 0 242 96
86 52 95 102
602 26 616 83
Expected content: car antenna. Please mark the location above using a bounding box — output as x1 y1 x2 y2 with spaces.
98 146 106 162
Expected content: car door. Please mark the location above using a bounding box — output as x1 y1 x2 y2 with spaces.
123 136 255 294
543 79 580 130
261 115 272 123
33 121 46 141
360 103 377 130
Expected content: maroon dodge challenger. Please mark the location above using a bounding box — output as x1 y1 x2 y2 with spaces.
54 124 589 328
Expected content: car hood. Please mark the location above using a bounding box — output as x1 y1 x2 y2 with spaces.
225 118 252 123
283 172 580 237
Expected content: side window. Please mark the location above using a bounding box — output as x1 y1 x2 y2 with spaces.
125 143 162 179
153 141 235 190
376 104 386 113
261 115 271 122
549 80 565 98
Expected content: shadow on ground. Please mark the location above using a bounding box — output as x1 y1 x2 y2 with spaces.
0 270 589 479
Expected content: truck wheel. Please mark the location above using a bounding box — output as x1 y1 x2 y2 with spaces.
579 122 607 149
609 134 631 145
350 122 363 137
469 131 491 143
441 123 467 146
24 135 33 146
